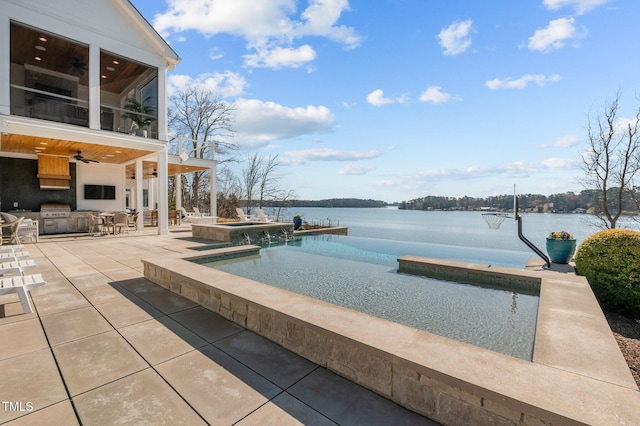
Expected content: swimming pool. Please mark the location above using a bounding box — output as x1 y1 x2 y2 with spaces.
194 234 539 360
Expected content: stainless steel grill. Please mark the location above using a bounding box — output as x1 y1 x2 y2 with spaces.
41 204 70 234
40 204 71 218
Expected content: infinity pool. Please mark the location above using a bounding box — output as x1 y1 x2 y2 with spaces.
194 234 539 360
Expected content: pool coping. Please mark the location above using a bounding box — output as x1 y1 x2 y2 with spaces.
142 246 640 425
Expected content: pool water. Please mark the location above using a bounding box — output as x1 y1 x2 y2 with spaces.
196 234 539 360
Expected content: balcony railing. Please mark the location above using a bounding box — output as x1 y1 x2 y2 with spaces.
168 136 215 161
10 84 89 127
9 85 158 139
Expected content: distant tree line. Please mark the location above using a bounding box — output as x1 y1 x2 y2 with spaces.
261 198 387 208
399 189 640 214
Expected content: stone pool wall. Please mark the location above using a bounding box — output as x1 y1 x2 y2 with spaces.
142 248 640 425
192 222 294 245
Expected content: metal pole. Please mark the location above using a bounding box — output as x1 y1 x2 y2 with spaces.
515 197 551 268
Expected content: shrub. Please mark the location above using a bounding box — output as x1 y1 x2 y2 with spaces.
575 229 640 318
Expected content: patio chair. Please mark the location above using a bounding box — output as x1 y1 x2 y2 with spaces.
17 219 39 243
0 245 25 253
0 273 46 314
113 212 129 235
0 259 37 275
0 251 30 260
1 217 24 246
88 214 105 236
169 210 180 226
180 207 192 222
128 212 139 231
193 207 203 217
256 208 275 223
235 208 255 222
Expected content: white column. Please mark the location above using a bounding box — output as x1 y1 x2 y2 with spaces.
0 17 11 115
157 68 168 141
176 173 182 211
209 164 217 217
88 44 100 130
157 149 169 235
135 160 144 230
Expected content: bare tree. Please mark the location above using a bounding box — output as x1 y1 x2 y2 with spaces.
241 153 294 218
582 91 640 228
258 155 279 209
241 154 262 215
168 86 237 212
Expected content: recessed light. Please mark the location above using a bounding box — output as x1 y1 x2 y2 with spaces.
35 45 46 51
40 142 48 145
34 56 41 61
113 60 119 65
106 154 114 157
115 150 122 153
101 75 107 79
39 36 47 42
106 66 115 71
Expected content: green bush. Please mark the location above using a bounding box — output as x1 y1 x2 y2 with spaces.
575 229 640 318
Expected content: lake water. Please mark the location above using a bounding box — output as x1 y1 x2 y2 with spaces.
283 207 616 255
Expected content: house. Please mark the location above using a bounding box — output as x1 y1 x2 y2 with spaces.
0 0 216 235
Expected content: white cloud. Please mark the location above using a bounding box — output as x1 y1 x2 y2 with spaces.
153 0 361 70
209 47 224 60
547 134 581 148
243 44 316 69
485 74 561 90
528 17 585 52
366 89 393 107
281 148 381 166
167 72 247 97
542 0 613 15
233 98 335 149
295 0 361 49
366 89 408 107
436 19 473 56
392 158 581 185
338 165 376 175
419 86 453 104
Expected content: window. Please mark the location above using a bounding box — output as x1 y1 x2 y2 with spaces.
100 51 158 138
10 21 89 126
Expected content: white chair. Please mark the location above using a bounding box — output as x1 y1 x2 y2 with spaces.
256 208 275 223
17 219 39 243
235 208 255 222
0 273 46 314
180 207 192 222
193 207 203 217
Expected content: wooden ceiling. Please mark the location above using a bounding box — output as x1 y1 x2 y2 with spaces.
124 161 209 179
1 133 208 176
1 133 150 164
11 22 153 95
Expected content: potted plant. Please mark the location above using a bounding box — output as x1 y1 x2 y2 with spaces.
122 96 156 137
546 231 576 264
293 214 303 230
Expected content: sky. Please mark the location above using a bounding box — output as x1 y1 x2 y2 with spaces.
130 0 640 203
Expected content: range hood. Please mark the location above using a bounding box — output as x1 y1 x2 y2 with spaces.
37 155 71 190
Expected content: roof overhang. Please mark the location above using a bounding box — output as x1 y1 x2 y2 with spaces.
0 115 164 164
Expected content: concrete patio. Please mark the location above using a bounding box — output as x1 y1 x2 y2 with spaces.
0 228 436 425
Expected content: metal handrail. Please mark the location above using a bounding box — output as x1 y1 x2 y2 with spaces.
515 197 551 268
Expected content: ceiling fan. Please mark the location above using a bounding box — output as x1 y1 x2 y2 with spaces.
141 169 158 178
73 151 99 163
71 57 87 75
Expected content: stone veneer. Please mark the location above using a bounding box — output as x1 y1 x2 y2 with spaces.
192 222 294 245
143 247 640 425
